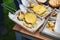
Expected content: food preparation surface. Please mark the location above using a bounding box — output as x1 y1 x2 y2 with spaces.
13 24 53 40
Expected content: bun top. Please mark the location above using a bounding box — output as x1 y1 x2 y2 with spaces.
49 0 60 7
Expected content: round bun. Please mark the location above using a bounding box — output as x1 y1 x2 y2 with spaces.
49 0 60 8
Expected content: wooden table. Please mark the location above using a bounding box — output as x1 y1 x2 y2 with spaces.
13 24 53 40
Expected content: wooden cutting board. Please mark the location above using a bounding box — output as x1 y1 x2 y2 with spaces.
13 24 53 40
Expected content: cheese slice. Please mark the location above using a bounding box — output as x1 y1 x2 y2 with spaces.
32 5 46 15
25 13 37 24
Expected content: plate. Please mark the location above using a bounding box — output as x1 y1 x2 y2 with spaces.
40 19 60 38
8 10 45 33
28 4 52 19
41 26 60 38
40 9 60 38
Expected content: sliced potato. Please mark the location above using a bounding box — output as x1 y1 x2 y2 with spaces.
18 12 24 21
47 21 55 31
23 21 33 28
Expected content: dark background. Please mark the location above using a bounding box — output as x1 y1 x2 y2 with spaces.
0 0 16 40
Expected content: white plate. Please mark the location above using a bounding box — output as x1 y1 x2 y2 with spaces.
41 20 60 38
40 10 60 38
29 5 52 19
42 26 60 38
8 10 45 33
49 9 60 33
